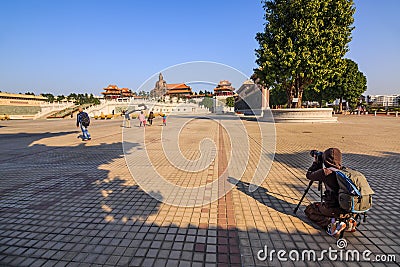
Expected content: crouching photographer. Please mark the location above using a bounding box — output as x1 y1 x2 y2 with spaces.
304 148 350 237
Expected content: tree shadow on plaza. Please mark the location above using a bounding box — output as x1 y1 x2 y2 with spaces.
273 150 312 172
0 130 160 219
0 131 78 146
273 149 400 175
0 131 79 161
0 130 163 229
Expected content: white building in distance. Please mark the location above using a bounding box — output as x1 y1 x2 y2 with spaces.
368 94 400 107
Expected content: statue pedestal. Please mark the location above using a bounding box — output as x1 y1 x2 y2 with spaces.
261 108 337 123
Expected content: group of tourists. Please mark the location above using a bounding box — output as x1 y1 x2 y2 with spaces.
124 110 167 128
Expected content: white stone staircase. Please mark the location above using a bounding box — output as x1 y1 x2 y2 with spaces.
34 102 75 119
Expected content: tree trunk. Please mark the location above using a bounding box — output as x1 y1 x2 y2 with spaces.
293 77 303 108
296 89 303 108
287 79 307 108
292 77 303 108
339 97 343 113
286 90 291 107
285 83 294 108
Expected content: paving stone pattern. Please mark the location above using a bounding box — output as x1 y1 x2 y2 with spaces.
0 115 399 266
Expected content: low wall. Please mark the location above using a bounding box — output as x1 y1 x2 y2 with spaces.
261 108 337 123
9 115 36 120
0 105 41 115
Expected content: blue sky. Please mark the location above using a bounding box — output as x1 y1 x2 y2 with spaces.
0 0 399 96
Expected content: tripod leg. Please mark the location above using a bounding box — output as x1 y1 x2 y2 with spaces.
294 181 314 214
318 181 323 203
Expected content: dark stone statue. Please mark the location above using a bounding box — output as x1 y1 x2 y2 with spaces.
150 73 168 98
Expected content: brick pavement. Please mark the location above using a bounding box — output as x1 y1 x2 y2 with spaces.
0 115 399 266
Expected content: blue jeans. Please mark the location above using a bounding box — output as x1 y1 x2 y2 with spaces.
80 125 91 140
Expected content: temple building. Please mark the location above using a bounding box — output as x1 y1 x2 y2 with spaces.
101 85 134 100
120 88 134 98
165 83 193 98
214 80 235 96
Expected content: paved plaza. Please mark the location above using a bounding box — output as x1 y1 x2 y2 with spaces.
0 115 399 266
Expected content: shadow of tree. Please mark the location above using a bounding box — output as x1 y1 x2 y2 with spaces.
0 131 156 216
0 131 78 162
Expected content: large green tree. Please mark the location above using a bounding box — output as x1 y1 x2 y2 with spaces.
68 93 78 101
324 58 367 112
138 90 149 99
56 94 65 102
200 97 213 109
269 86 287 107
255 0 355 108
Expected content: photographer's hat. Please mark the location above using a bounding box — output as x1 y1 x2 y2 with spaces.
323 148 342 169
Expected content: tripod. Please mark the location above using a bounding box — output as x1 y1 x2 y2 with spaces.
293 180 323 214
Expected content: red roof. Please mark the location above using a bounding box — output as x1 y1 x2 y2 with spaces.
214 80 234 92
102 85 134 97
166 83 190 89
104 85 119 90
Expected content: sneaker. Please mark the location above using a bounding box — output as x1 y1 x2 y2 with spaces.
333 222 347 238
327 221 346 237
333 222 346 237
345 218 357 232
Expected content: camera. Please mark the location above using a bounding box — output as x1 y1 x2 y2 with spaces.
310 150 323 164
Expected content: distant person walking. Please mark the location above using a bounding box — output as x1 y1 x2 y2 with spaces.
138 111 146 127
147 111 155 126
162 114 167 126
76 107 91 141
122 110 131 128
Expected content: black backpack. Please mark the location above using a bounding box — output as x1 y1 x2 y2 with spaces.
80 112 90 127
